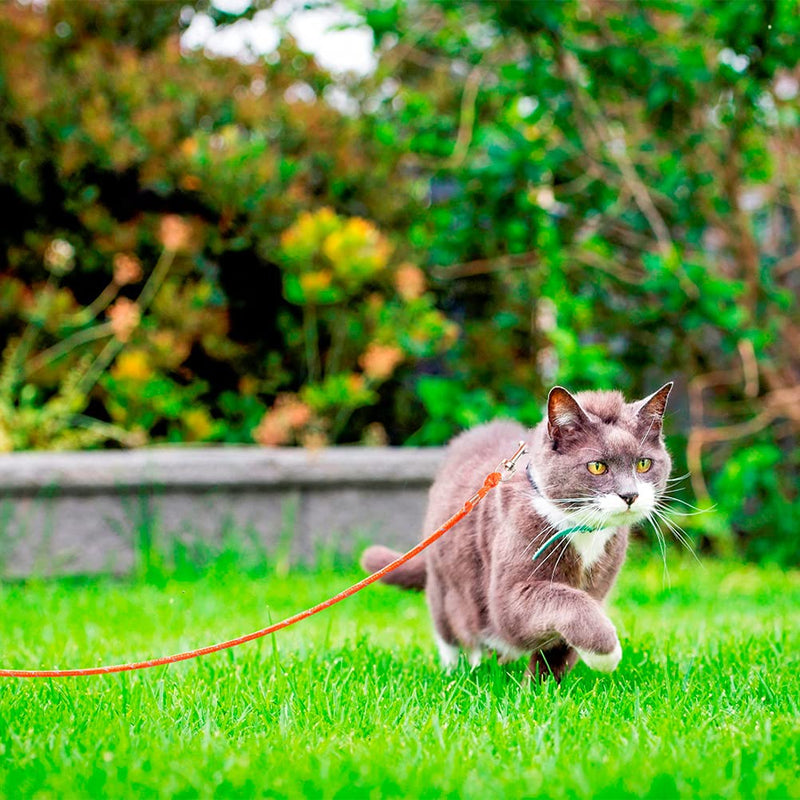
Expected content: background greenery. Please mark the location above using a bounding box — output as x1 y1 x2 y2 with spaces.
0 0 797 562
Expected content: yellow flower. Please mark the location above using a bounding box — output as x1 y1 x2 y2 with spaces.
111 350 152 382
280 208 339 258
184 408 213 441
299 270 332 295
0 423 12 452
322 217 391 283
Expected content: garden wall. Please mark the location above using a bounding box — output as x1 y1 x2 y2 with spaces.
0 447 443 578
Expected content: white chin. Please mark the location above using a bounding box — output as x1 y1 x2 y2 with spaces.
602 509 647 528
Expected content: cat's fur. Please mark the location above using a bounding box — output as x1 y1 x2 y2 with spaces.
362 383 673 680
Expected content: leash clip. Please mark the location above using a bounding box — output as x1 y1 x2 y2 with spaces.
496 441 528 481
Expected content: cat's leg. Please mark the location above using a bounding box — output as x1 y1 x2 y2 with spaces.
488 581 622 673
467 647 483 669
527 642 579 683
433 631 460 670
426 570 461 670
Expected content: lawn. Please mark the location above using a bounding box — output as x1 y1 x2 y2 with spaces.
0 552 797 799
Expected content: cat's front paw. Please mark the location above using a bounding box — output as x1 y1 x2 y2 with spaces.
575 641 622 673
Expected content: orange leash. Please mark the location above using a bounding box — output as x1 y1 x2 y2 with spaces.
0 443 527 679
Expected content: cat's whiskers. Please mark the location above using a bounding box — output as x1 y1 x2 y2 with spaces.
548 535 575 584
641 492 705 580
526 501 609 582
527 509 590 575
656 492 715 514
643 508 671 584
522 516 567 561
665 472 691 484
651 503 703 566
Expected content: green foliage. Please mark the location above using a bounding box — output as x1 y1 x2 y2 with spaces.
0 557 797 797
355 0 799 561
712 440 799 564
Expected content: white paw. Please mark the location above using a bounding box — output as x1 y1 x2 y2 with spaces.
575 641 622 673
434 633 460 671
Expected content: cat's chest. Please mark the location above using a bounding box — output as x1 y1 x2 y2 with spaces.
568 527 617 571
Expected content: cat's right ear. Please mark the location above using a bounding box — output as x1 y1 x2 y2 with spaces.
547 387 590 443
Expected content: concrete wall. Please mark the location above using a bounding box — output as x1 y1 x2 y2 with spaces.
0 447 444 578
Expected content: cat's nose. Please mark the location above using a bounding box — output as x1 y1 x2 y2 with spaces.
618 492 638 507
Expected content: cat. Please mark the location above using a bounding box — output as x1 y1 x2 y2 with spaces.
361 383 673 681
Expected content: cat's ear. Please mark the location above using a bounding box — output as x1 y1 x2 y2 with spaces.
635 382 673 433
547 386 590 442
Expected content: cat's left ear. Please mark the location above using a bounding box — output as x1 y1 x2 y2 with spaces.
635 382 673 433
547 386 590 442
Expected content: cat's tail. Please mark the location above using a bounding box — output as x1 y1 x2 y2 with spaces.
360 545 426 591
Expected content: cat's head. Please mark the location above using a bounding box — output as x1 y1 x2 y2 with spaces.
530 383 673 529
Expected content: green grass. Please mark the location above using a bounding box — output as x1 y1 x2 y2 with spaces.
0 553 798 799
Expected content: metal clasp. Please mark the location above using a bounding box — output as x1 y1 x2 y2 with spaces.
496 441 528 481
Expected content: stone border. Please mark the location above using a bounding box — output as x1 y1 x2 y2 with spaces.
0 447 444 578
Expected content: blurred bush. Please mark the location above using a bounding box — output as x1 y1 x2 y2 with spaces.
0 0 797 561
356 0 799 561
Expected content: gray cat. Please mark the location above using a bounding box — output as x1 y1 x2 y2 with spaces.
362 383 673 681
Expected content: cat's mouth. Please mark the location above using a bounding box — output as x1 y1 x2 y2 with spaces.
557 503 648 531
601 508 647 527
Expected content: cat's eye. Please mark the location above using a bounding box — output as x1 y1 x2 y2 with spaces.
587 461 607 475
636 458 652 473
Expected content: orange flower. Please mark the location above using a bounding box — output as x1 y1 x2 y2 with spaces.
158 214 191 252
180 175 202 192
366 292 385 310
253 411 289 447
112 253 142 286
359 344 404 381
253 395 313 447
283 399 312 429
350 373 366 392
107 297 140 342
394 263 426 300
238 375 259 396
179 137 198 158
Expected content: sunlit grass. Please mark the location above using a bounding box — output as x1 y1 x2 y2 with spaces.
0 554 797 798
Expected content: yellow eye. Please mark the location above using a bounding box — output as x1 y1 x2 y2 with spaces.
587 461 607 475
636 458 652 473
